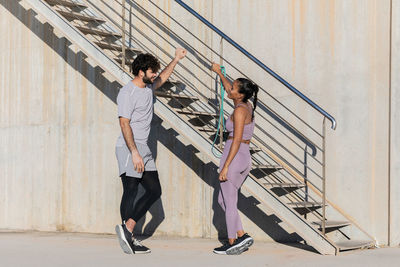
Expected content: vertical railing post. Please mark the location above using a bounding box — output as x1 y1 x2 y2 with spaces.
304 145 308 221
121 0 126 69
218 38 224 150
322 117 327 235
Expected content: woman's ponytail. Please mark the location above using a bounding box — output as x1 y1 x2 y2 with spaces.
251 83 258 120
236 78 259 120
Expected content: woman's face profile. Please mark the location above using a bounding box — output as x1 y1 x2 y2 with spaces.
228 80 244 101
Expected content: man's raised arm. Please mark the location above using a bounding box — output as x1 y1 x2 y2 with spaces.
152 47 187 91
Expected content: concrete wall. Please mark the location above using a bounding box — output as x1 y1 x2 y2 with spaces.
0 0 398 246
390 0 400 247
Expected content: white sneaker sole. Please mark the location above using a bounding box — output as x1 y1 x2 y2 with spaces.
134 249 151 254
226 237 254 255
115 225 133 254
213 250 227 255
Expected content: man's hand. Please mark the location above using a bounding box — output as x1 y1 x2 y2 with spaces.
175 47 187 61
211 62 222 74
152 48 187 91
131 151 144 173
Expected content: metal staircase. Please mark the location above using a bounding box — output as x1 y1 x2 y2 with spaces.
22 0 376 255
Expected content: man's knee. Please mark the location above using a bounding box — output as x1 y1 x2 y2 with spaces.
148 185 161 201
153 186 162 199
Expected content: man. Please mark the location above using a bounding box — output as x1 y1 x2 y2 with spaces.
115 48 187 254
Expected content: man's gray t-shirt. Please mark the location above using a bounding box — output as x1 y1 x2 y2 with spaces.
116 81 154 146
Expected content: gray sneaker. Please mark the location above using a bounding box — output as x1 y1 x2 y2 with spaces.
115 224 134 254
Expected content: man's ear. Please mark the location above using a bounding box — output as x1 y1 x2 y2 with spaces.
138 69 145 77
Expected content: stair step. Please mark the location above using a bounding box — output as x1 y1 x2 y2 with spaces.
45 0 87 8
167 79 182 86
74 25 122 38
288 201 322 208
114 58 133 65
55 9 106 23
177 110 218 117
94 41 141 53
264 182 305 188
288 201 322 215
264 183 305 196
155 91 199 100
288 202 324 215
250 147 261 154
335 240 375 251
197 128 216 133
252 165 282 170
312 220 350 229
250 165 282 178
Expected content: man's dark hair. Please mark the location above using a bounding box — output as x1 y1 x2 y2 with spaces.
131 53 161 76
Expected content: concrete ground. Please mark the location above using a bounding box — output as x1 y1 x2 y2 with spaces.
0 232 398 267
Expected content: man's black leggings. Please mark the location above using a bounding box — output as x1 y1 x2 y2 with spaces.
120 171 162 223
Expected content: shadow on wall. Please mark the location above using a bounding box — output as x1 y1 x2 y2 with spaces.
3 0 303 244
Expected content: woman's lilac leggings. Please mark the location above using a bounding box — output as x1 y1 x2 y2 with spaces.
218 140 252 239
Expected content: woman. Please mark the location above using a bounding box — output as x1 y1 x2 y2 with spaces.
211 63 259 255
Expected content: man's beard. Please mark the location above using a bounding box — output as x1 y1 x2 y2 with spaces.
142 75 153 84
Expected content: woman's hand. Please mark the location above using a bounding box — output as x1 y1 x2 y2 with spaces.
219 166 229 182
211 62 222 74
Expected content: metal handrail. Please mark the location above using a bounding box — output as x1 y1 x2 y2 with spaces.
174 0 337 130
91 0 326 185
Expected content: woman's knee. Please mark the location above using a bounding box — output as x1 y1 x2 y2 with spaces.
224 201 238 213
221 193 238 212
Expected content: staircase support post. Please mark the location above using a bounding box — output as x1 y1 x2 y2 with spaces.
322 117 327 235
219 38 224 150
121 0 126 69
